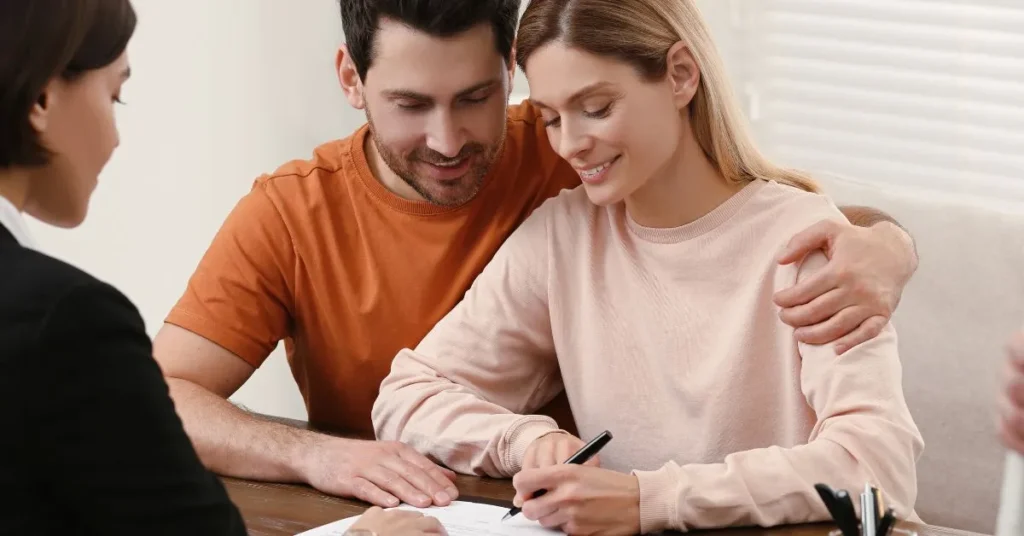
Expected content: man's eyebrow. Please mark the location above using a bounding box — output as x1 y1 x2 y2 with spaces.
382 89 432 101
381 79 502 102
121 67 131 80
530 81 616 109
455 79 501 98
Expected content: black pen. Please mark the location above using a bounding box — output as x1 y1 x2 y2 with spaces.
813 484 857 536
834 489 860 536
877 507 896 536
502 430 613 521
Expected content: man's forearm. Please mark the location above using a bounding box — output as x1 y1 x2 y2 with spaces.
838 205 903 229
167 378 322 483
838 204 919 272
839 205 921 278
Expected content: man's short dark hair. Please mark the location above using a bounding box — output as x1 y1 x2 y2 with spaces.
0 0 136 169
340 0 521 81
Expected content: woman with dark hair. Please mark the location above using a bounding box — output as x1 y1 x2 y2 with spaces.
0 1 248 534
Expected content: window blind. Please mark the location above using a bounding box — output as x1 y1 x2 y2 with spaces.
730 0 1024 202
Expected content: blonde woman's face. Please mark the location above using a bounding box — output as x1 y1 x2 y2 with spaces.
525 43 684 207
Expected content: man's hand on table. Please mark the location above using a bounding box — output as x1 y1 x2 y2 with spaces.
300 437 459 508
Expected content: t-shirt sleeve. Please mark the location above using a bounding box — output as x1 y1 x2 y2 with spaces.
165 181 296 367
31 282 248 535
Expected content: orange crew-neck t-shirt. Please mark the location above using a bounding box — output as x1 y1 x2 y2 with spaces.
165 103 581 434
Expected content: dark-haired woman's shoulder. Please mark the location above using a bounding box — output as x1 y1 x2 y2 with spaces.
0 246 246 536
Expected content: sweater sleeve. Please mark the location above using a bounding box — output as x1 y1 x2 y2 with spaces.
372 204 566 478
30 282 248 535
632 249 924 533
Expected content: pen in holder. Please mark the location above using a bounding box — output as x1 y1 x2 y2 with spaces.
827 526 918 536
814 483 917 536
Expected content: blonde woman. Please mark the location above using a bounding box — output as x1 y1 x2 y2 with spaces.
372 0 923 534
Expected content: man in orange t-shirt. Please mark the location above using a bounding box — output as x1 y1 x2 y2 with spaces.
153 0 920 510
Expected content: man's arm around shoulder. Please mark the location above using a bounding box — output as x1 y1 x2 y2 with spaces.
154 324 460 509
773 202 919 354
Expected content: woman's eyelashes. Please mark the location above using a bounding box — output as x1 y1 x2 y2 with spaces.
584 103 612 119
543 103 614 128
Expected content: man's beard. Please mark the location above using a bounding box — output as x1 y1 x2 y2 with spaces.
366 112 505 207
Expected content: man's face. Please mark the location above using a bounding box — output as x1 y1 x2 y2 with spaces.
359 20 512 207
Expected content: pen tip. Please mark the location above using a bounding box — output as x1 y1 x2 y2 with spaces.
502 513 511 522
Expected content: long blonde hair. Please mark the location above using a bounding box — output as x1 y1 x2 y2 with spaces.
516 0 820 193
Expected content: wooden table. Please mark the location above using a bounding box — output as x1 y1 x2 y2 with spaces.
223 475 987 536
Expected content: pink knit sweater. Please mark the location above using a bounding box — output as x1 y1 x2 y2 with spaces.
372 180 923 533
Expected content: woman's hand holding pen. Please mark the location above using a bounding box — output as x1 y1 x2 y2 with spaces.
512 465 640 536
522 432 600 470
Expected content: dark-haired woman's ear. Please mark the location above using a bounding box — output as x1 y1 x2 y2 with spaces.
28 83 55 134
665 41 699 110
336 44 366 110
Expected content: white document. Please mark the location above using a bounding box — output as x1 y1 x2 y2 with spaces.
296 500 564 536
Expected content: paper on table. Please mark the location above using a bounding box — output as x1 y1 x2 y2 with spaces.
295 500 564 536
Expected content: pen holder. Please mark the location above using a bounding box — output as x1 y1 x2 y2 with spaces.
814 482 914 536
828 527 917 536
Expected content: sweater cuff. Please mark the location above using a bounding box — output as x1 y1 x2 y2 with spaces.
633 466 682 533
501 417 561 475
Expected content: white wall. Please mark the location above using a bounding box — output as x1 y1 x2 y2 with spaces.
27 0 355 419
22 0 748 421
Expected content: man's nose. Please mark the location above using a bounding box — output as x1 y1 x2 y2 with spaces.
425 112 467 158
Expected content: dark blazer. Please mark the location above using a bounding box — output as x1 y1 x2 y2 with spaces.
0 222 247 535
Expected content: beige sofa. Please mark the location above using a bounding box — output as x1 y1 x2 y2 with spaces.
821 175 1024 534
